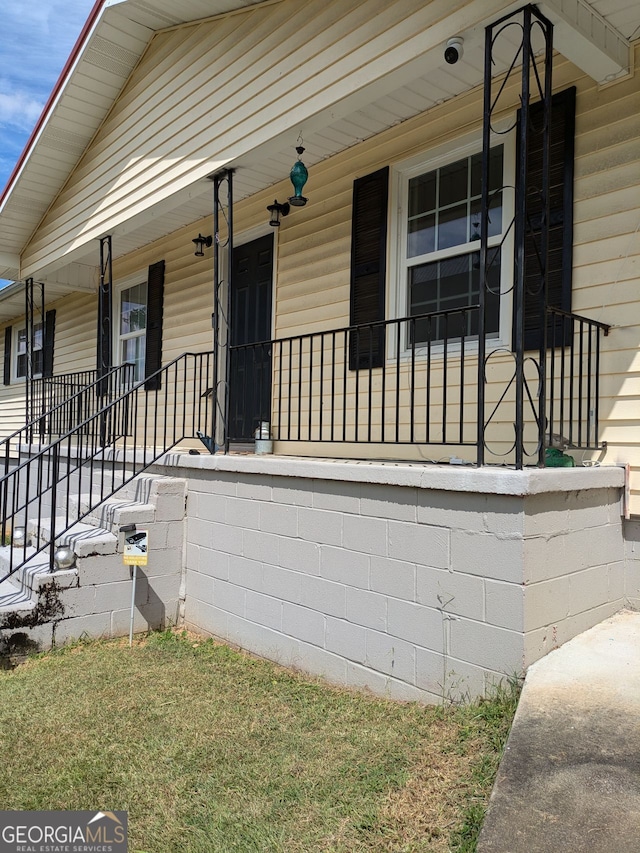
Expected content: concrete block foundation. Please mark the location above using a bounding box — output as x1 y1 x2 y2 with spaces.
170 455 627 702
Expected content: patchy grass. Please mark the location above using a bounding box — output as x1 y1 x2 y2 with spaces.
0 632 518 852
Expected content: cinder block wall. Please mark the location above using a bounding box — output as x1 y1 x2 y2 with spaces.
180 459 625 702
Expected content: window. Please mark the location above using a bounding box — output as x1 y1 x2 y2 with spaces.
111 261 164 390
118 281 147 382
16 322 43 378
397 138 513 347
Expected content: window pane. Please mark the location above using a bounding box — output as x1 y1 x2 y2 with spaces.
408 213 435 257
470 193 503 238
470 147 504 196
439 158 468 206
121 336 146 382
409 173 436 217
16 323 43 378
120 283 147 335
17 353 26 378
438 202 469 250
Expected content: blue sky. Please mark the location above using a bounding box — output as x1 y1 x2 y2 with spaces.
0 0 96 193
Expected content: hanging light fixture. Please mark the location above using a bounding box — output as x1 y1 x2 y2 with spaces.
192 234 213 257
288 137 308 207
267 200 290 227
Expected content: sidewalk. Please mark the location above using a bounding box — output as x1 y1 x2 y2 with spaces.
478 609 640 853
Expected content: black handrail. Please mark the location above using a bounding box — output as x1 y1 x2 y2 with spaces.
0 352 214 583
1 363 135 461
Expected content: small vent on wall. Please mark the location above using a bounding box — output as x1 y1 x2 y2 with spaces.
84 47 137 78
7 197 49 216
40 126 87 156
90 35 140 69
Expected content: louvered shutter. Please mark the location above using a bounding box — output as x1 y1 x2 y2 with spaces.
349 167 389 370
3 327 11 385
517 87 576 350
42 310 56 378
144 260 165 391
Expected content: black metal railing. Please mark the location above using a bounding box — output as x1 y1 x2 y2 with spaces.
544 307 610 450
0 352 214 583
230 307 483 447
230 306 609 457
0 306 608 584
29 364 136 441
0 364 136 464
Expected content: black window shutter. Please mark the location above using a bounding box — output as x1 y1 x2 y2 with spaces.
43 310 56 378
349 166 389 370
144 260 165 391
3 327 11 385
517 87 576 350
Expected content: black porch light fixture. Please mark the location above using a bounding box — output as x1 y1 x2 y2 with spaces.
288 139 308 207
192 233 213 256
267 200 290 227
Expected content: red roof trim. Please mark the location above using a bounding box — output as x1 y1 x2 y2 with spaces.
0 0 106 208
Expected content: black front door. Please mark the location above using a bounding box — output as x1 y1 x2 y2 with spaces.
229 233 274 441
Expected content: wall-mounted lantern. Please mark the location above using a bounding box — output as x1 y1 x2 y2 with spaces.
267 201 290 228
192 234 213 257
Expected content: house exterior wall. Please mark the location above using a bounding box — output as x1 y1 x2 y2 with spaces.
1 39 638 502
21 0 512 277
177 457 625 702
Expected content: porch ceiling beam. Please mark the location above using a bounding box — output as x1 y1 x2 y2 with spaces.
16 261 99 294
38 262 98 293
0 251 20 277
540 0 632 84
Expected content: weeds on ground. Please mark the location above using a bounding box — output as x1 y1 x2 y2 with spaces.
0 631 518 852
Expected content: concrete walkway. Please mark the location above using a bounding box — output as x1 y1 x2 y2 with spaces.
478 609 640 853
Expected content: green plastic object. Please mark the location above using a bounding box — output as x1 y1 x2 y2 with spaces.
545 447 575 467
289 146 308 206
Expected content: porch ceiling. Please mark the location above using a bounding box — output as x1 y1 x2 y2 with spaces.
0 0 636 324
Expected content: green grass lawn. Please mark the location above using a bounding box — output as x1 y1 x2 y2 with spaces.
0 631 518 852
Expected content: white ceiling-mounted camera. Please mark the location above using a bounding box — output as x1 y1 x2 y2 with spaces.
444 37 464 65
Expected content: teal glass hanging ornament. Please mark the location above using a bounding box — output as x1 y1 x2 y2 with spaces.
289 145 308 207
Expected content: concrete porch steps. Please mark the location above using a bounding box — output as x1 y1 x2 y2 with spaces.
68 494 156 535
0 472 187 662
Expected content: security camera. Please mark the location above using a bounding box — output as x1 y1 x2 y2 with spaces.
444 37 464 65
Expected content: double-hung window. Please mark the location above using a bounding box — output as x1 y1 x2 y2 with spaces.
16 322 43 379
118 281 147 382
397 138 513 348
